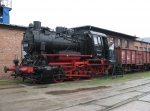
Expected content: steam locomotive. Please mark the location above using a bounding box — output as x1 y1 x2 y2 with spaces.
4 21 111 82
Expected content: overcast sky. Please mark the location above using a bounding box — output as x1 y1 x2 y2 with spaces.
10 0 150 37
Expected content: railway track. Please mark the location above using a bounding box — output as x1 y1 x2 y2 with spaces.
0 78 150 111
100 90 150 111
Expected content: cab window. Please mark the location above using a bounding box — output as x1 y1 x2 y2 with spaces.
93 35 103 47
93 36 98 45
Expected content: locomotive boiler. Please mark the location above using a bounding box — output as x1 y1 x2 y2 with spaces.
4 21 110 82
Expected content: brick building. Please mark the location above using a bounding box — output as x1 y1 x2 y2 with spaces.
0 23 26 79
134 39 150 51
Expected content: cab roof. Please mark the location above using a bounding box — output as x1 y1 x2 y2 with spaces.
73 25 138 39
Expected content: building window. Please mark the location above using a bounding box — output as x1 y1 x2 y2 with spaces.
135 46 138 50
125 40 129 48
140 47 143 51
118 38 122 47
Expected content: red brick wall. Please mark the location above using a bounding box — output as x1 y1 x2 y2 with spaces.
0 27 24 79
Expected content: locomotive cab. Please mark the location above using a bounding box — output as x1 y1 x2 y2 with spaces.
90 31 109 59
73 26 110 60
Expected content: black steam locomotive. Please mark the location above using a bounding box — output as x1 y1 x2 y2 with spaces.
4 21 110 82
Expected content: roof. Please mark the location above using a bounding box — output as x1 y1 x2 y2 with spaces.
0 23 27 30
73 25 138 39
0 23 142 40
136 38 150 44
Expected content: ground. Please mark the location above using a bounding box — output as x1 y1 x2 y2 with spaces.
0 72 150 111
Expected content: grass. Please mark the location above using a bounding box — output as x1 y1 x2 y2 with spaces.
0 78 22 85
0 71 150 87
87 71 150 85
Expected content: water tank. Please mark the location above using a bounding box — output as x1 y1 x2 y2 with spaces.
0 0 12 24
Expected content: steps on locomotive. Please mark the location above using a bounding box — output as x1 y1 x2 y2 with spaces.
112 64 124 78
